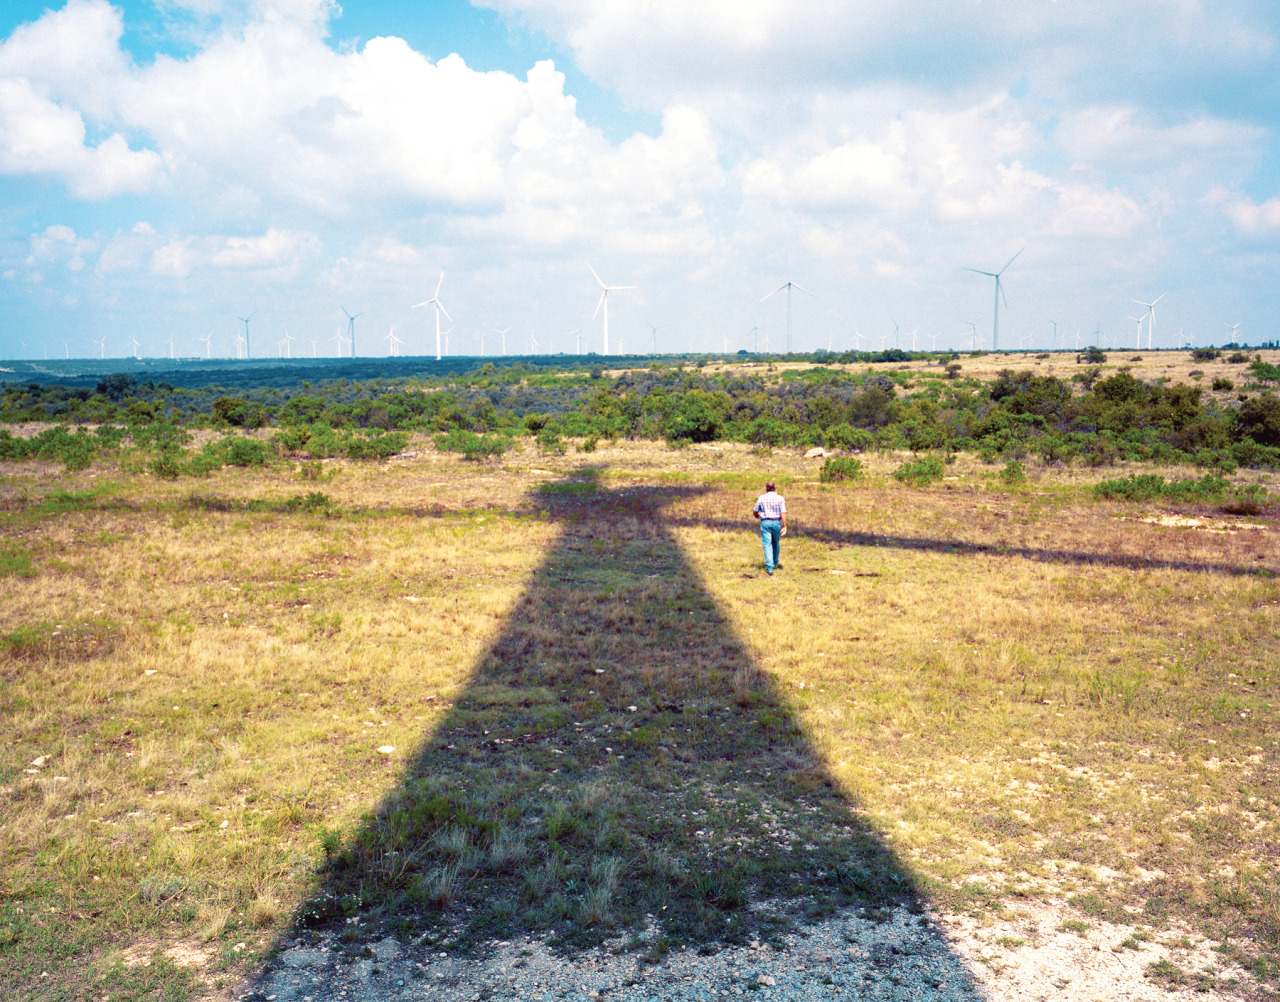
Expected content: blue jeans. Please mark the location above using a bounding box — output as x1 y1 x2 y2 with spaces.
759 519 782 572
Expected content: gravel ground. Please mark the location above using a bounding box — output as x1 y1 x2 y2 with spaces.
230 900 1259 1002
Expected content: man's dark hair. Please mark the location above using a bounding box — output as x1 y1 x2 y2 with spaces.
765 481 776 492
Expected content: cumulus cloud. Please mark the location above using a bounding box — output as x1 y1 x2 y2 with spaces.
1221 194 1280 234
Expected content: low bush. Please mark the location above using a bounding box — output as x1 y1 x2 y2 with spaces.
1092 473 1230 502
818 457 864 483
893 455 945 486
435 430 508 461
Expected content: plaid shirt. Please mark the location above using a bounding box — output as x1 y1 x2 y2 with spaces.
754 491 786 520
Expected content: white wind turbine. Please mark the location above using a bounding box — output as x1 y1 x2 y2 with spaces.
589 264 635 355
128 334 142 359
965 320 979 350
341 307 363 358
310 338 317 357
331 329 348 357
1132 293 1164 350
199 331 212 358
94 334 107 359
566 329 581 354
282 328 295 359
890 317 902 349
749 314 765 353
965 248 1022 351
647 321 664 354
1049 320 1058 349
1128 314 1145 350
761 278 813 353
528 332 540 355
384 326 402 357
236 310 257 359
494 327 511 356
412 272 450 361
852 326 863 351
1224 322 1242 343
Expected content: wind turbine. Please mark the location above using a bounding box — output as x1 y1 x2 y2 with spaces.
761 279 813 353
442 328 452 356
199 331 212 358
341 307 363 357
567 329 581 354
412 272 449 361
282 328 295 359
494 327 511 356
331 329 348 357
236 310 257 359
310 338 317 357
908 328 919 351
1049 320 1058 349
128 334 141 359
384 326 401 357
749 314 765 353
852 326 863 351
528 332 539 355
589 264 635 355
965 320 979 350
1224 322 1241 343
965 248 1022 351
890 317 902 349
647 321 664 354
1128 314 1145 350
94 335 106 359
1132 293 1164 350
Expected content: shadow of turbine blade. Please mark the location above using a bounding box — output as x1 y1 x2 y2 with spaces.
288 479 921 955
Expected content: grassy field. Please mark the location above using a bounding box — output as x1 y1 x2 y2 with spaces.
1 437 1277 999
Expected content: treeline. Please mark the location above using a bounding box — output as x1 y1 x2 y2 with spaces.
3 355 1280 472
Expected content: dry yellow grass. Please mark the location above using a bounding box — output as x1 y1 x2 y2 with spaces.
1 439 1276 996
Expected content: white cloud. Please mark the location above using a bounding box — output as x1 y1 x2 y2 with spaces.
212 227 319 268
1221 194 1280 234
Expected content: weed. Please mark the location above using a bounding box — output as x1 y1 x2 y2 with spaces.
893 455 945 486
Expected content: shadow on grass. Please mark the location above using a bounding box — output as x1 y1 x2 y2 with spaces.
273 472 955 962
681 515 1278 579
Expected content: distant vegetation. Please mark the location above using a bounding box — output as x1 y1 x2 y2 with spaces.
3 350 1280 473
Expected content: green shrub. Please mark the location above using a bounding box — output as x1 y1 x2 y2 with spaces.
149 449 185 480
536 428 566 455
1001 460 1027 484
434 430 507 461
1092 473 1229 502
223 436 271 467
1212 377 1234 392
893 455 945 486
819 457 864 483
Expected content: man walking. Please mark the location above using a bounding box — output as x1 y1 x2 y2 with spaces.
752 480 787 575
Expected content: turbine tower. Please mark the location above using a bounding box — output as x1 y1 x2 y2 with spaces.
589 264 635 355
236 310 257 359
412 272 450 360
761 278 814 354
1132 293 1165 350
965 248 1022 351
341 307 363 358
647 321 664 354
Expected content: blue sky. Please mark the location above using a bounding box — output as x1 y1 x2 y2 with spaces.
2 0 1278 360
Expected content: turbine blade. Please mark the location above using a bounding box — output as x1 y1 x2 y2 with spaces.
435 272 444 297
588 263 605 288
438 301 451 322
593 291 606 318
412 301 429 309
792 283 815 297
965 268 996 277
998 247 1024 274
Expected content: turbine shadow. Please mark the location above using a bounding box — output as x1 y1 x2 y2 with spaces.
264 474 978 982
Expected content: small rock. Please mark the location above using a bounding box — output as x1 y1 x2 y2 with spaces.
377 746 395 755
757 975 776 986
30 756 47 768
805 447 827 458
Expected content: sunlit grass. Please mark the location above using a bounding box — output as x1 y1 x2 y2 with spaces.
0 441 1276 997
